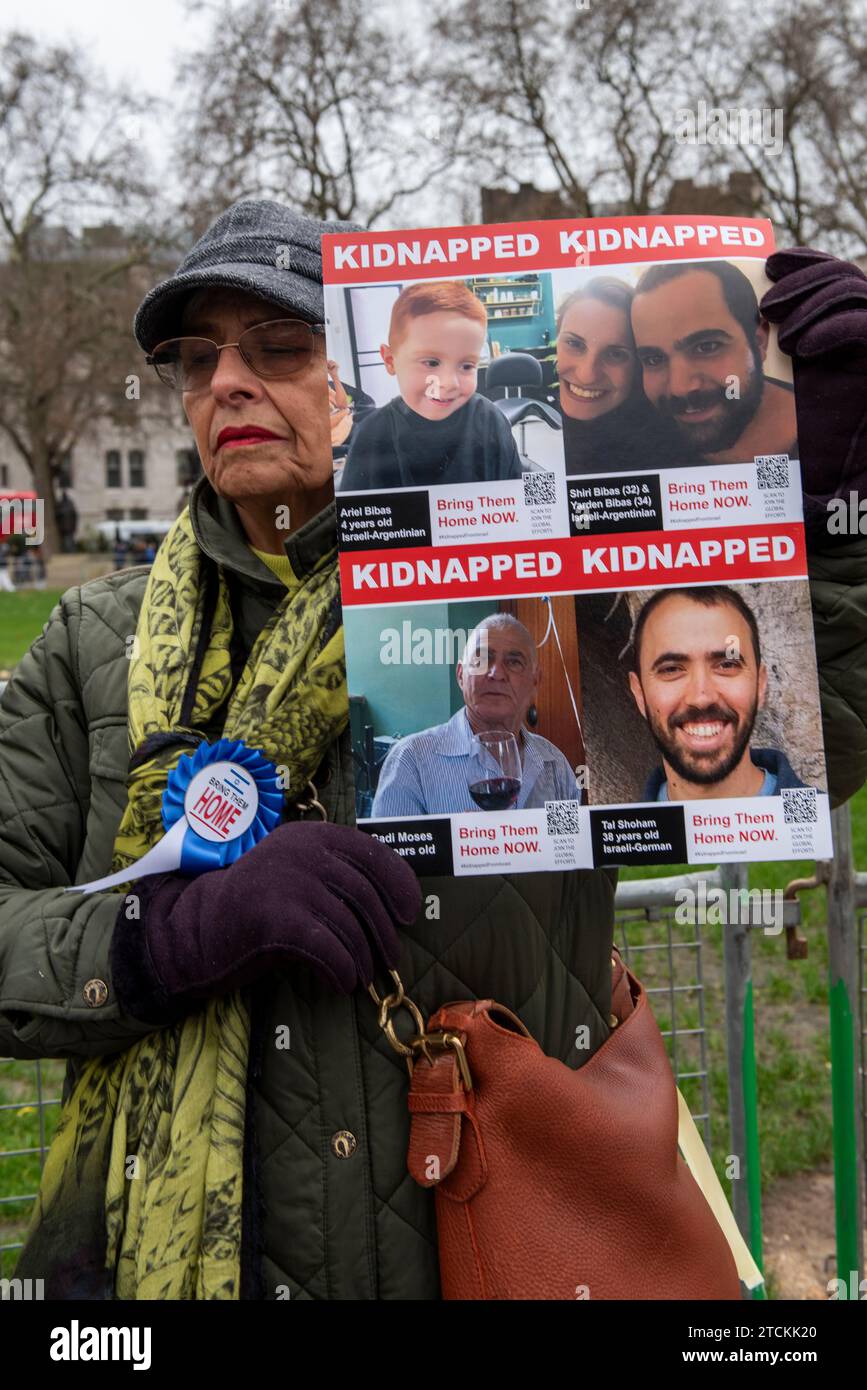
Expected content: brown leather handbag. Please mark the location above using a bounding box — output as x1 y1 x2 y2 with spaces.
372 954 761 1301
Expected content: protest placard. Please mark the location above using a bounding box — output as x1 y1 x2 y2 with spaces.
323 215 831 874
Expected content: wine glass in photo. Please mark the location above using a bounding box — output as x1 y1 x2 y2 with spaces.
467 730 522 810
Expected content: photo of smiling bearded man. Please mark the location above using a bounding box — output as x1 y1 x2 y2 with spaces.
630 260 798 465
628 585 816 802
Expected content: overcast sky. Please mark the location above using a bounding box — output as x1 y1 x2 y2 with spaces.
2 0 229 210
4 0 210 96
3 0 433 218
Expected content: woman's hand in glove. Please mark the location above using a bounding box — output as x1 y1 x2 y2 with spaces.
761 249 867 545
110 822 422 1022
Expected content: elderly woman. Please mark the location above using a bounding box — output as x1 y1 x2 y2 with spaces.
2 202 867 1301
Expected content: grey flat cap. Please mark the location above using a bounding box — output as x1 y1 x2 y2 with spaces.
134 199 362 352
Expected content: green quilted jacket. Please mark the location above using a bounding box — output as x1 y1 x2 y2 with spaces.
1 478 866 1299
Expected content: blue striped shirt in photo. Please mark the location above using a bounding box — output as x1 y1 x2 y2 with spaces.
371 708 581 817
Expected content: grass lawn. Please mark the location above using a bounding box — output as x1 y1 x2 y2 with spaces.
0 1059 65 1275
0 591 63 671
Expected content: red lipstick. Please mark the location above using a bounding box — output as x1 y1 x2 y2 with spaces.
216 425 283 450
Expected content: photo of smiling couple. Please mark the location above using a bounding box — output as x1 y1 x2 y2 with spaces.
335 258 798 490
556 259 798 475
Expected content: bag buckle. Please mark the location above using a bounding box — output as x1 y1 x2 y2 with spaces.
411 1031 473 1091
369 971 472 1088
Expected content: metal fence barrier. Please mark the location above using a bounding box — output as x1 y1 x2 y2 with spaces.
0 1055 62 1276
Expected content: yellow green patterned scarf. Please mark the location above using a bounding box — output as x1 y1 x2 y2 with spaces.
19 506 347 1299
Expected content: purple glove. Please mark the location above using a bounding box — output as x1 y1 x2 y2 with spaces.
761 248 867 545
110 822 421 1022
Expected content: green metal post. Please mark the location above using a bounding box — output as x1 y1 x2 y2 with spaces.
741 976 765 1296
721 862 766 1297
827 802 864 1295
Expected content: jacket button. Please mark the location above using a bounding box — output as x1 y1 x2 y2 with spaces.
83 978 109 1007
330 1130 357 1159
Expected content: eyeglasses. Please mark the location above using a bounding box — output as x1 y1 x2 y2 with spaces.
146 319 327 391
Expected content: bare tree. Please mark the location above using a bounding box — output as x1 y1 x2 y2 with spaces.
427 0 730 216
0 31 161 551
425 0 595 213
429 0 867 252
703 0 867 252
176 0 458 230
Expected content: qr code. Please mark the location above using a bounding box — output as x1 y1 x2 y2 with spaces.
545 799 582 835
523 471 556 506
755 454 790 489
781 787 818 824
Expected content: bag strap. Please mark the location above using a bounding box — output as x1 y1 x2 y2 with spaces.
675 1088 764 1291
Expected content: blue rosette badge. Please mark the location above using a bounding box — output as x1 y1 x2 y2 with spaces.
163 738 283 874
68 738 283 894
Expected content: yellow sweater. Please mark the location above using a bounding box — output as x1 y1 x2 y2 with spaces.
251 546 298 590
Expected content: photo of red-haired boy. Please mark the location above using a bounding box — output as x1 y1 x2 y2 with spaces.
339 280 524 491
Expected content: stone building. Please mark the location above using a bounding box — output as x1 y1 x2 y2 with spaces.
481 172 764 224
0 400 200 538
0 221 201 540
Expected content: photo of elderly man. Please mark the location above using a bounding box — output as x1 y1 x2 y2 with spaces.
372 614 580 815
630 261 798 466
627 585 815 802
